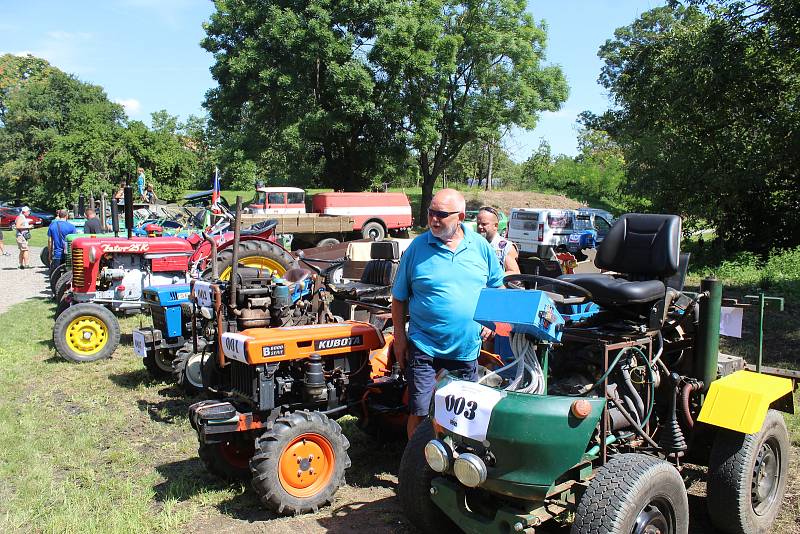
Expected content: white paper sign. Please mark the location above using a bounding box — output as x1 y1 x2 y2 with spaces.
433 381 504 442
132 330 148 358
176 291 190 301
193 281 214 307
221 332 251 363
720 306 743 338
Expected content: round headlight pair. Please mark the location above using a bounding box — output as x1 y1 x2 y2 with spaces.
424 440 487 488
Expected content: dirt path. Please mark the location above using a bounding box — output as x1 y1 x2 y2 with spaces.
0 244 48 314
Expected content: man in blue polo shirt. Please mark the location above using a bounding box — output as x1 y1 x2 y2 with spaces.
392 188 504 438
47 209 77 273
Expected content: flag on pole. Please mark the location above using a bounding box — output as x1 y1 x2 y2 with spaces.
211 166 221 214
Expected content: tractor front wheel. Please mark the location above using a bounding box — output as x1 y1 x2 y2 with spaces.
142 348 174 380
50 264 66 295
54 271 72 303
571 453 689 534
40 247 50 268
398 418 458 533
172 346 207 395
53 303 120 362
250 410 350 515
199 439 254 482
707 409 790 534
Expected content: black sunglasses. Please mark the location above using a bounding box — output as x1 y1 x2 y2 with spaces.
427 208 461 219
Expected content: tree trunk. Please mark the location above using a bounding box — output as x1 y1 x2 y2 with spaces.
419 171 436 226
486 144 494 191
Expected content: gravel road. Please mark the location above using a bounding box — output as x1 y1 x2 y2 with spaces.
0 244 49 314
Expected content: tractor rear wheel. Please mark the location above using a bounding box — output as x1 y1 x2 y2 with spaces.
214 240 296 281
250 410 350 515
40 247 50 268
53 303 120 363
398 418 458 533
571 453 688 534
707 409 790 534
199 439 255 482
54 271 72 303
142 348 174 380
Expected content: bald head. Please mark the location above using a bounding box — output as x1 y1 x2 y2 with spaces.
430 189 466 214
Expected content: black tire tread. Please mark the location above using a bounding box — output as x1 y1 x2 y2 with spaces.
706 409 790 534
54 271 72 303
571 453 689 534
142 349 174 380
214 240 296 279
172 344 205 395
250 410 350 515
397 419 458 533
199 441 252 482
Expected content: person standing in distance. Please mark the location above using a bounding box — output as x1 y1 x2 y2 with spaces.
391 189 504 439
136 167 146 201
82 208 103 234
477 206 520 275
14 206 33 269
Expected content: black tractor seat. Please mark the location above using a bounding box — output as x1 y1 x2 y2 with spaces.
329 241 399 301
559 274 666 306
557 213 681 309
241 219 278 235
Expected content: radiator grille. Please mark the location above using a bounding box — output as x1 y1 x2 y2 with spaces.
225 361 258 403
151 306 167 332
72 248 85 288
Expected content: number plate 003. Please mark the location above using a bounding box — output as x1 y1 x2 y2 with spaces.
433 381 504 442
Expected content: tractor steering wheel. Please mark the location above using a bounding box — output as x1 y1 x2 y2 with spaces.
503 274 592 304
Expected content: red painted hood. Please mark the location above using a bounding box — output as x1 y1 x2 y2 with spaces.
72 236 194 254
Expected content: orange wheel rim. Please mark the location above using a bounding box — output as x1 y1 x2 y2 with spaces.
278 433 335 498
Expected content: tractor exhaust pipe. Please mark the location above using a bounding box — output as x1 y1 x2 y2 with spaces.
695 277 722 393
110 197 120 237
78 194 86 218
100 192 108 232
124 185 134 239
229 195 243 307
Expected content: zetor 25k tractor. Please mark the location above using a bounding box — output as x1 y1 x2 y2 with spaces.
53 189 295 363
399 214 795 534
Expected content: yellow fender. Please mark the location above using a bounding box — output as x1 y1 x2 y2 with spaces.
697 370 794 434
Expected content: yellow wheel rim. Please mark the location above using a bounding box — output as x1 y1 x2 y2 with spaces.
65 315 109 355
219 257 288 281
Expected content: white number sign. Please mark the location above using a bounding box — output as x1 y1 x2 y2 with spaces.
433 381 504 442
194 281 214 307
221 332 251 363
132 330 147 358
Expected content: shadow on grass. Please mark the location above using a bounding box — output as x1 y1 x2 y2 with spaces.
135 397 192 424
314 497 411 533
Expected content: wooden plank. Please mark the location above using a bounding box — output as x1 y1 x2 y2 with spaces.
240 213 354 234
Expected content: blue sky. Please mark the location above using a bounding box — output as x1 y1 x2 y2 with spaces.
0 0 664 160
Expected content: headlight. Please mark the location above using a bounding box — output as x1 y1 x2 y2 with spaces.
200 306 214 319
453 453 487 488
88 246 97 263
424 440 451 473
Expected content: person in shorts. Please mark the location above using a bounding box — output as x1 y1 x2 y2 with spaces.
391 189 504 438
0 227 8 256
14 206 32 269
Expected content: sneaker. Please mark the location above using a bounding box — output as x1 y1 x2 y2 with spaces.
18 265 24 269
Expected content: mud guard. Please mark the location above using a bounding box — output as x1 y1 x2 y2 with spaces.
697 370 794 434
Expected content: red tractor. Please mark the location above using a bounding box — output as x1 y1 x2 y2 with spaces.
53 219 296 363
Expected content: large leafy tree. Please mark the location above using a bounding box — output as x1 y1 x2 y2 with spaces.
202 0 406 191
371 0 568 221
589 1 800 251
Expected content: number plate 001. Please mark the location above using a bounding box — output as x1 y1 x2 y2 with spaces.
433 381 504 442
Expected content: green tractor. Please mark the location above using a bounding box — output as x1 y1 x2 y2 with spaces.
399 213 794 534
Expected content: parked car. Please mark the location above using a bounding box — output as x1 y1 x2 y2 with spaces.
27 206 56 226
464 209 509 236
565 208 615 258
507 207 576 257
0 207 43 229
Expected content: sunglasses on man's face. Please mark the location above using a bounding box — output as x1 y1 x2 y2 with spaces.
427 208 461 219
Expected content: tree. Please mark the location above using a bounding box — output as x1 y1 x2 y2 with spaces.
590 1 800 251
371 0 568 221
202 0 406 191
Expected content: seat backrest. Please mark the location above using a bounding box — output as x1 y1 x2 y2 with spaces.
595 214 681 278
360 259 398 286
370 240 400 260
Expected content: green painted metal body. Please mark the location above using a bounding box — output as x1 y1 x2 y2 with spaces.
434 377 604 500
744 293 785 372
695 278 721 392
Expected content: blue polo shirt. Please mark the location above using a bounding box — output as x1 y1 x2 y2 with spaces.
392 224 504 361
47 220 77 260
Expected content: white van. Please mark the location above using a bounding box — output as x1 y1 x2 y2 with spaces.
507 208 576 256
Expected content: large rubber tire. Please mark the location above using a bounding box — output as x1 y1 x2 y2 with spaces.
398 419 458 533
54 271 73 303
55 292 71 317
199 439 255 482
571 453 689 534
250 410 350 515
172 344 207 395
214 240 296 281
41 247 50 268
706 409 790 534
316 237 340 248
50 264 66 294
142 347 175 380
361 221 385 241
53 303 121 363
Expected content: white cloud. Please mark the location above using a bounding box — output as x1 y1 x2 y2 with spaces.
15 30 95 75
541 108 579 120
115 98 142 116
